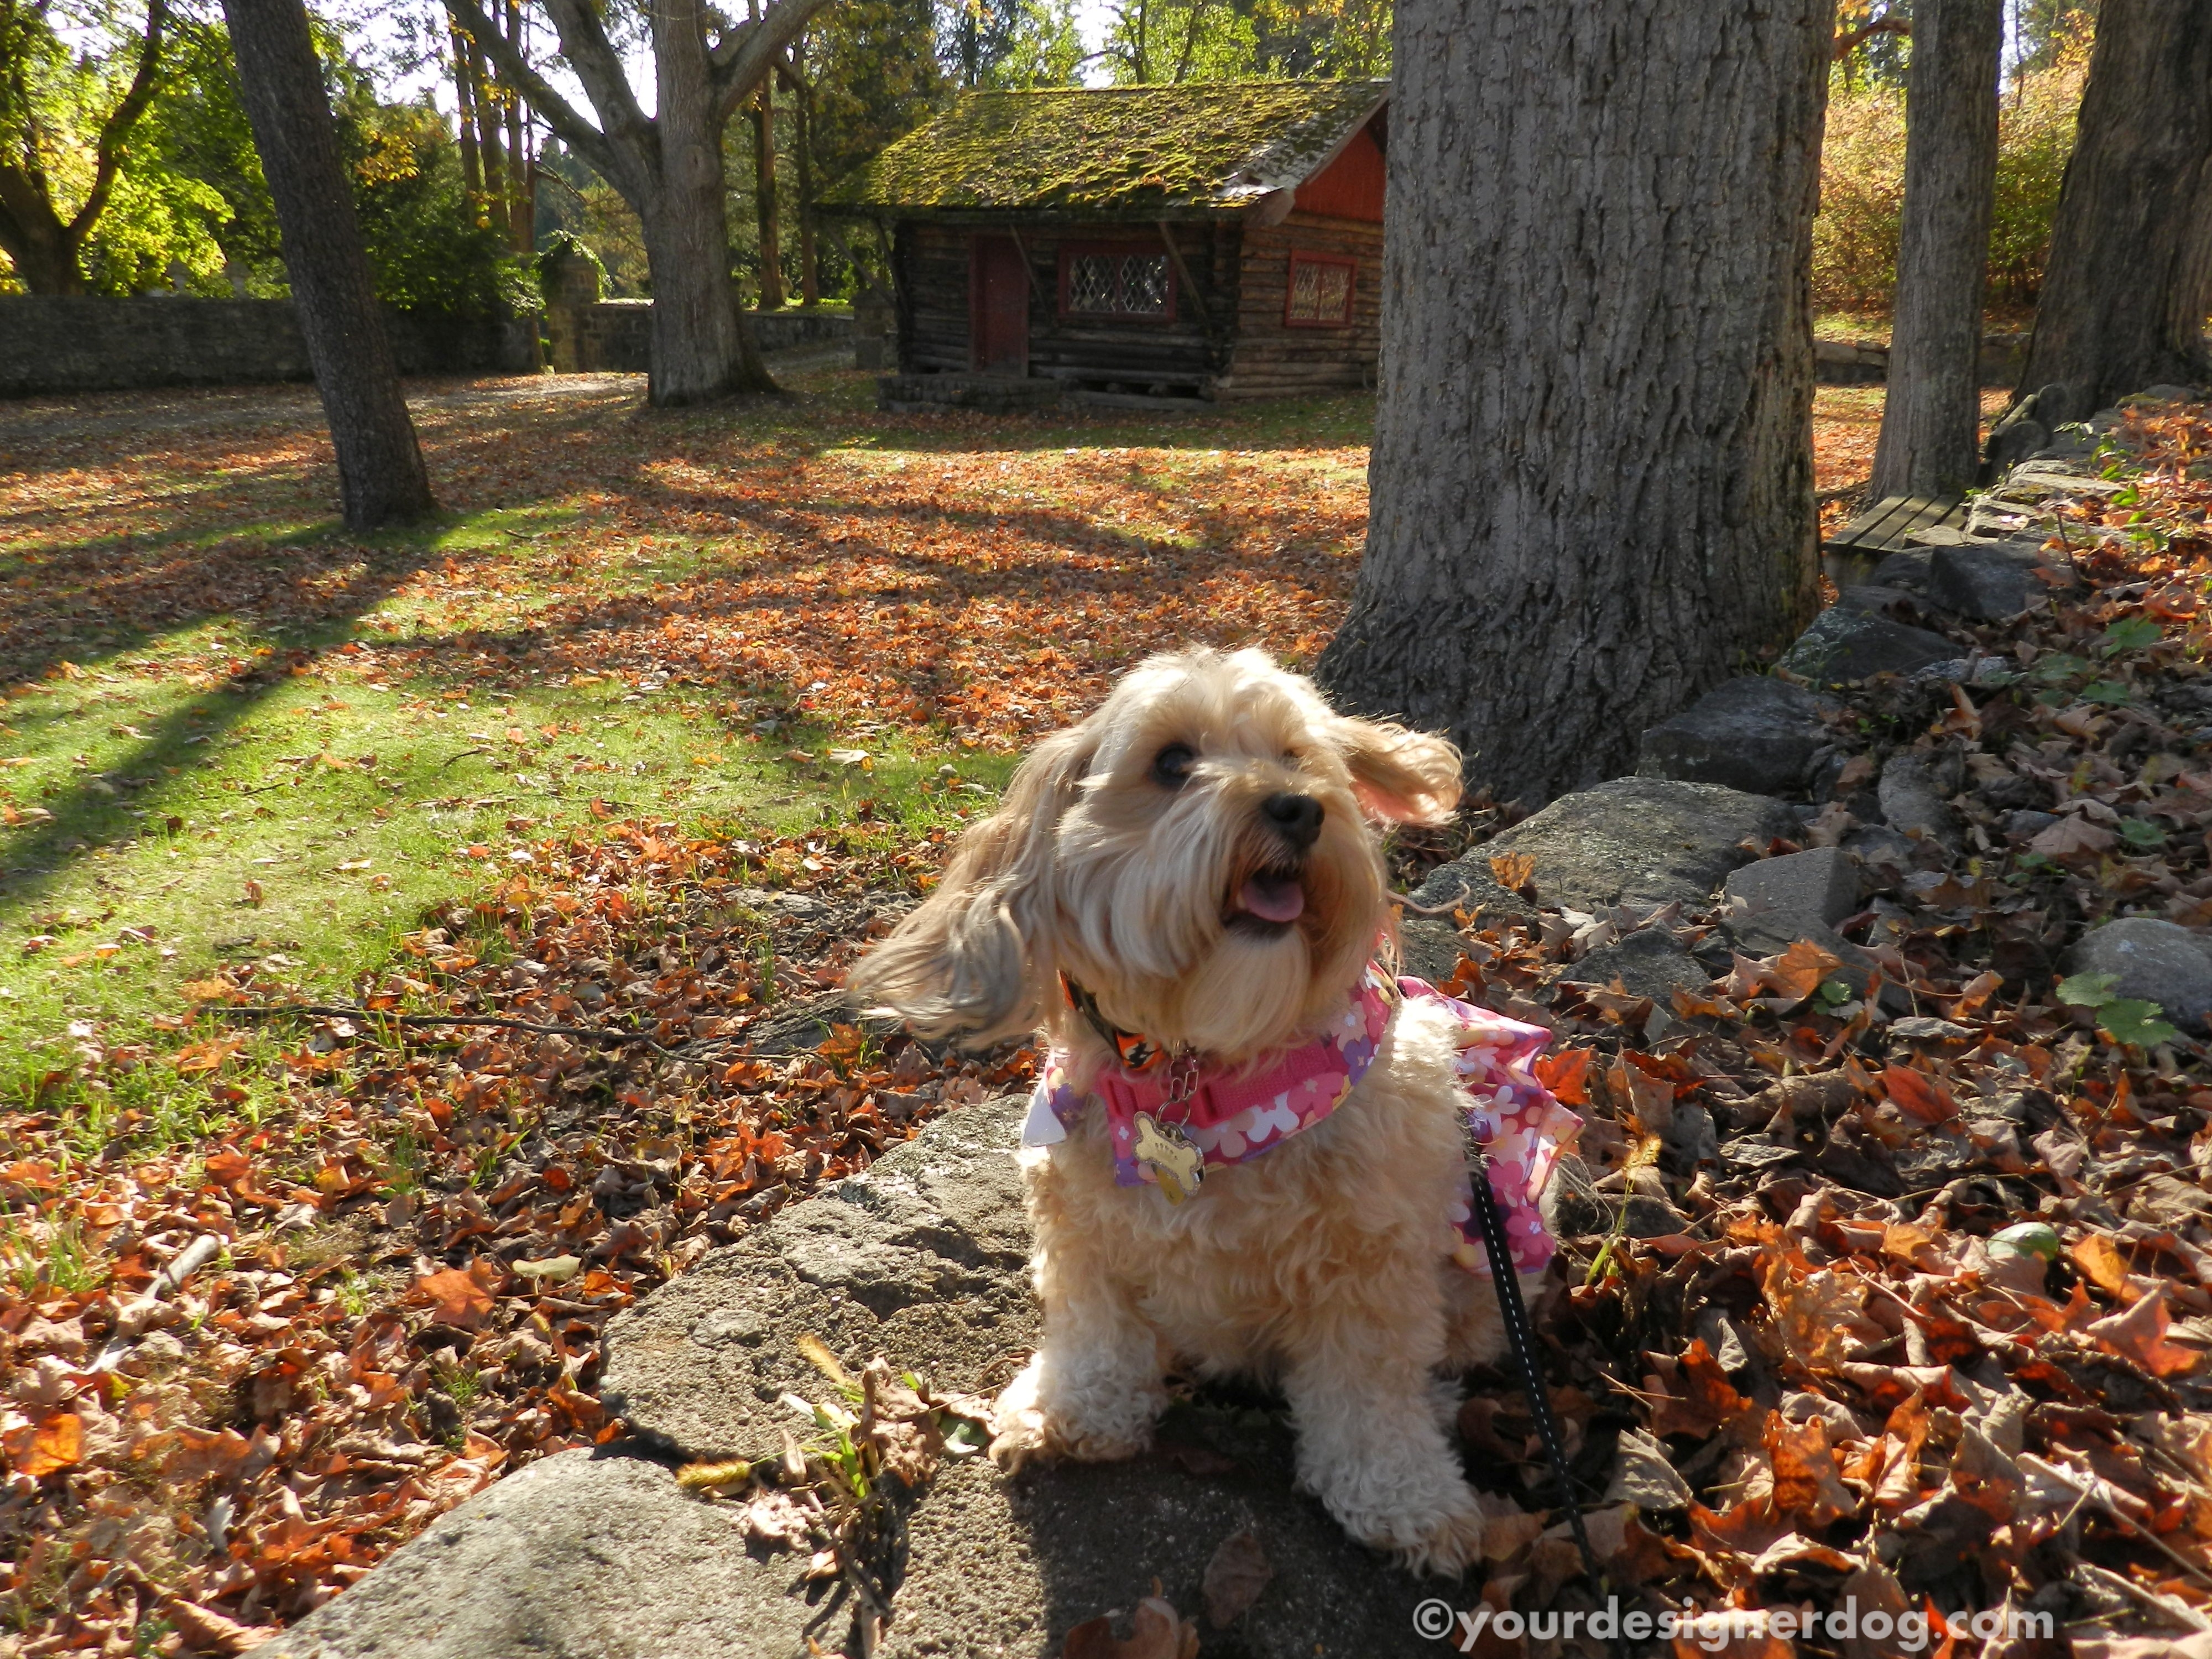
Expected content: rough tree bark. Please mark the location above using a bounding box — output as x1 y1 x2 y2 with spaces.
2017 0 2212 413
450 0 832 404
0 0 169 295
221 0 437 529
1317 0 1834 808
1871 0 2002 499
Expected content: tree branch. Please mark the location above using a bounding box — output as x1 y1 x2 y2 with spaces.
67 0 168 242
1833 15 1910 59
708 0 837 129
443 0 638 199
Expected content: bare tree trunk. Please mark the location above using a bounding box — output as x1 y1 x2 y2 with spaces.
2017 0 2212 413
448 19 483 200
752 79 784 308
444 0 825 405
221 0 437 529
504 0 533 254
650 0 774 400
1871 0 2002 499
1317 0 1833 808
473 38 508 216
789 62 817 306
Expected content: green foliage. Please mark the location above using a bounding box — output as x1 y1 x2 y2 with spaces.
2057 972 2182 1051
1813 38 2088 315
346 102 530 314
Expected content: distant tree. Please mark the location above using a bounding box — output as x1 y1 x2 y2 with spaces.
1872 0 2004 498
2017 0 2212 412
1101 0 1255 82
1318 0 1833 807
447 0 835 404
221 0 437 529
0 0 170 293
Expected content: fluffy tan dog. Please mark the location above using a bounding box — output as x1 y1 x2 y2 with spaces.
851 646 1550 1574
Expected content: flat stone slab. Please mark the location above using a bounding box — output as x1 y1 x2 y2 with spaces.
602 1098 1036 1462
265 1450 821 1659
886 1422 1449 1659
1480 778 1797 913
1779 608 1961 686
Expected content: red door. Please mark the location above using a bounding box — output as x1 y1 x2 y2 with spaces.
969 237 1029 375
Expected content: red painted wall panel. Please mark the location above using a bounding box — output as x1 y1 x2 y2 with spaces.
1291 124 1385 222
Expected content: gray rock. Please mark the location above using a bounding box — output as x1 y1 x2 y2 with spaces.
885 1437 1449 1659
1724 847 1859 928
1402 860 1539 926
1877 752 1963 850
1480 778 1796 912
1779 608 1961 686
743 990 905 1057
264 1451 818 1659
1927 542 2045 620
602 1098 1036 1461
1831 585 1926 622
1721 847 1865 962
2065 917 2212 1037
1562 928 1710 1002
2004 809 2059 839
1841 824 1923 887
1397 917 1467 985
1869 550 1933 591
1636 676 1834 796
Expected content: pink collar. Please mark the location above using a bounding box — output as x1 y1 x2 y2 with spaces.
1021 966 1580 1277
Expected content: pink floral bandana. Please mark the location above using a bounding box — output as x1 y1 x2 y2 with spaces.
1022 967 1580 1277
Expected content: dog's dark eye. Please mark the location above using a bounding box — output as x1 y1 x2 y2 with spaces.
1151 744 1196 787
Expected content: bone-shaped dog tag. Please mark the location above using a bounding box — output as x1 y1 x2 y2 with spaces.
1131 1111 1204 1204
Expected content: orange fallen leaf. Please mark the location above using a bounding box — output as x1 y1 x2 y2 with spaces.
2089 1286 2201 1376
415 1264 498 1329
1882 1063 1955 1124
15 1411 81 1478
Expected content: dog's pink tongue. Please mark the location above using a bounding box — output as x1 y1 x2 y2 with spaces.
1239 874 1305 924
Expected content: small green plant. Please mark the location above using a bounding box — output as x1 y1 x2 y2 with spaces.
377 1129 424 1196
2099 617 2162 656
2 1217 109 1296
431 1357 482 1408
2057 972 2180 1050
336 1269 371 1317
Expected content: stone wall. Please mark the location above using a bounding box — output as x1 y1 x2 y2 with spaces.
0 297 539 398
1815 331 2029 387
544 301 852 373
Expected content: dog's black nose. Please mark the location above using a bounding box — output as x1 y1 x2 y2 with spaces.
1261 791 1323 849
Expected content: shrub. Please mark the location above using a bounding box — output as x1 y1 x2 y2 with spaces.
1813 40 2088 317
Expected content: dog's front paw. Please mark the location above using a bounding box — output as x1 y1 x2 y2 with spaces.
988 1355 1160 1470
1343 1485 1491 1578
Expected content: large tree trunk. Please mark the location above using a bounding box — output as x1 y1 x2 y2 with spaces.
1317 0 1833 808
646 0 774 401
221 0 438 529
2017 0 2212 413
1871 0 2001 499
0 182 84 294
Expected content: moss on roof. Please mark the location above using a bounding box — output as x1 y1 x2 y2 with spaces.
819 81 1386 216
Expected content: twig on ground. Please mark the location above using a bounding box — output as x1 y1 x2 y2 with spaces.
204 1003 679 1056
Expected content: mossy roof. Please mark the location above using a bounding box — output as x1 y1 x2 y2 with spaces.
818 81 1386 217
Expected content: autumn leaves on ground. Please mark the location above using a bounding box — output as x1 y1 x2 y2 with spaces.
0 364 2194 1656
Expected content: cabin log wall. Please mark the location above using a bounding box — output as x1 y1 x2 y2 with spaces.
1218 212 1383 399
897 220 1240 389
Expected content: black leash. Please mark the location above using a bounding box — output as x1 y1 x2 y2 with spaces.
1465 1150 1609 1600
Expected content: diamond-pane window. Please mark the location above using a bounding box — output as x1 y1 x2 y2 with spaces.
1285 252 1356 327
1060 246 1175 319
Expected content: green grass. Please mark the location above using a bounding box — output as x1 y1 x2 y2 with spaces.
1 361 1372 1091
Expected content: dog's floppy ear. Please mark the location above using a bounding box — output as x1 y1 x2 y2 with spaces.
847 726 1088 1045
1329 715 1462 826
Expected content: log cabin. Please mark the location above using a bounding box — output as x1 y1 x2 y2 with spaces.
818 81 1387 406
